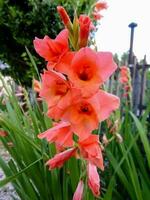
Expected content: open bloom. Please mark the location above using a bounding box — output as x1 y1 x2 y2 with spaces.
73 180 84 200
46 147 76 170
87 162 100 197
62 98 98 139
40 70 81 120
62 90 119 139
40 70 70 107
78 135 104 170
33 29 69 69
38 121 73 148
67 47 117 97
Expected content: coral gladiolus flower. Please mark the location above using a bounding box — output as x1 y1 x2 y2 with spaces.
78 135 104 170
46 147 76 170
57 6 72 29
62 98 98 140
62 90 119 139
40 70 81 120
94 1 108 11
33 29 69 69
0 130 8 137
79 15 93 48
67 47 117 97
33 79 41 93
40 70 70 107
87 162 100 197
73 180 84 200
38 121 73 148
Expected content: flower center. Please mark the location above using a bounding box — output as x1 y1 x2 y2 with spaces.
55 80 68 95
79 102 92 115
77 65 93 81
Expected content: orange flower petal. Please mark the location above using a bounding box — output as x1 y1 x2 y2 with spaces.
88 90 120 122
96 52 117 83
47 105 64 120
79 135 104 170
38 121 73 148
33 29 69 68
54 51 76 74
46 147 76 169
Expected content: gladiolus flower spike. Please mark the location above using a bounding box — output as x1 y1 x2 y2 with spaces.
35 2 120 199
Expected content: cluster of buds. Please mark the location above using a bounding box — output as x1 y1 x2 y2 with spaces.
102 119 123 147
33 2 120 199
92 1 108 20
119 66 132 101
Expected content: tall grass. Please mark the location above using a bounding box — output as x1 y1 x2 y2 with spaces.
102 107 150 200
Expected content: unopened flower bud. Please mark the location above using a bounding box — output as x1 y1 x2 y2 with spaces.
0 130 8 137
109 119 119 134
100 143 105 151
7 142 14 147
79 15 92 48
33 79 41 93
115 133 123 143
102 134 109 146
57 6 72 30
106 119 112 128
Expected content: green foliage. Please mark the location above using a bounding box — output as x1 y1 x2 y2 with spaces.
0 0 95 86
102 108 150 200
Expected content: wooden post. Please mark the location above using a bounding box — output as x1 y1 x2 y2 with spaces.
132 57 141 115
128 22 137 64
139 56 147 115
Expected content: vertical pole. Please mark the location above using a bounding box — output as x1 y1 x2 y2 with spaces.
139 55 147 115
128 22 137 65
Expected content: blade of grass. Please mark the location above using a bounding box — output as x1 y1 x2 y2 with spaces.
0 157 42 187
